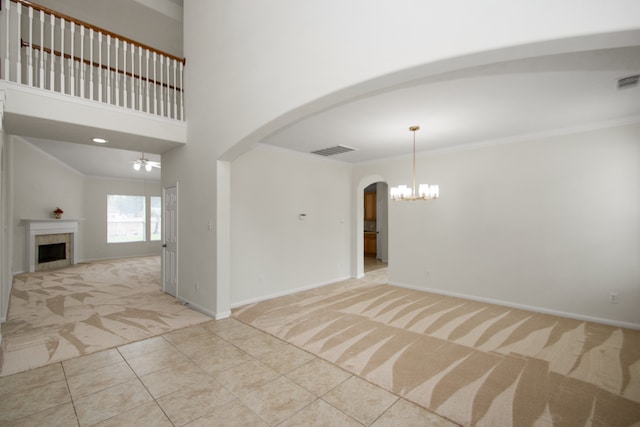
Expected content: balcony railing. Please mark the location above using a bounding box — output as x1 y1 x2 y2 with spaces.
0 0 185 121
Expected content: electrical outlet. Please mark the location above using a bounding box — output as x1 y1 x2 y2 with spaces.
609 292 618 304
195 281 200 292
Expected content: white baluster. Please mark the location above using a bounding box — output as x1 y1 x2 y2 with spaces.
70 22 75 96
159 55 164 117
145 49 150 113
153 52 157 114
172 59 177 120
89 28 94 100
165 56 170 118
137 46 142 110
3 0 10 81
49 14 55 91
38 10 44 88
28 6 33 86
130 42 134 108
123 41 128 107
60 18 66 93
16 2 21 83
79 26 85 98
114 38 119 106
179 61 184 120
97 32 102 102
107 35 111 104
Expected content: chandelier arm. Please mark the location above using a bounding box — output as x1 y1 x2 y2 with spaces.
412 129 417 197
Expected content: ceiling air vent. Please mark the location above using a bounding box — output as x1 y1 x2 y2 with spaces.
617 74 639 90
311 145 357 157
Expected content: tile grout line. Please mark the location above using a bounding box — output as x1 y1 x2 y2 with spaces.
60 361 81 427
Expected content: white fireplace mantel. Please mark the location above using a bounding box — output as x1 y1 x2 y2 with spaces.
22 219 83 272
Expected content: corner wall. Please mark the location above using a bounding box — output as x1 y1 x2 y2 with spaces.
230 145 352 306
11 137 85 273
354 122 640 327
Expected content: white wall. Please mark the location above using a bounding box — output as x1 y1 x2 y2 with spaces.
82 177 162 261
230 145 352 306
354 122 640 327
11 137 85 273
180 0 640 317
0 124 11 321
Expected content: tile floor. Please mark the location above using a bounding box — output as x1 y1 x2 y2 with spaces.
0 317 457 426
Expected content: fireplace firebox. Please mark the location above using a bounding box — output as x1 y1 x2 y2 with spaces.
38 242 66 264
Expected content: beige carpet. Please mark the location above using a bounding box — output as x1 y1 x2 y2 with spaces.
234 269 640 426
0 256 211 377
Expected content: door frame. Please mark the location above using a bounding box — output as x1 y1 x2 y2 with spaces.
162 183 178 296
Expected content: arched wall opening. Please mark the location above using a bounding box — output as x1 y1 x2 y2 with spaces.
212 30 640 316
354 175 387 278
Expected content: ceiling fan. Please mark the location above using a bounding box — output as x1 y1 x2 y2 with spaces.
132 153 161 171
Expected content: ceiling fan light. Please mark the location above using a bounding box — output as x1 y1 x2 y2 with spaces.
133 163 141 171
145 164 152 172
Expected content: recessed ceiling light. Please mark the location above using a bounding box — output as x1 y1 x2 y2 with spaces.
92 137 108 144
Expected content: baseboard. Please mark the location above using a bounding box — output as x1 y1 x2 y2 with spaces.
215 311 231 320
389 281 640 330
230 276 351 309
79 254 161 263
177 297 217 319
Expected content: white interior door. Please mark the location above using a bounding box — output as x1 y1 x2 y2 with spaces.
162 185 178 296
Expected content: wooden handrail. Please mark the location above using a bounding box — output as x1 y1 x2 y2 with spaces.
21 39 183 92
11 0 185 65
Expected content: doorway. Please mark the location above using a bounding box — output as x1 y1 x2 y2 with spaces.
363 182 388 273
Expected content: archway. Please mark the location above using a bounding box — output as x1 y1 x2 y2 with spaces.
355 175 387 278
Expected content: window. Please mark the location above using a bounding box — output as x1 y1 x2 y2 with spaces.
107 195 162 243
107 195 146 243
150 196 161 241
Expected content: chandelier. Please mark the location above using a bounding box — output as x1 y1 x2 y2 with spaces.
390 126 439 201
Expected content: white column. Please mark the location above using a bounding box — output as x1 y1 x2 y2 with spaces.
60 18 66 93
38 10 44 88
27 6 33 86
3 0 10 81
172 59 177 120
49 14 55 91
106 35 111 104
159 55 164 117
114 38 119 106
70 22 75 96
179 61 184 120
79 25 85 98
97 32 102 102
152 52 157 114
15 3 21 83
137 46 142 110
145 49 150 112
123 41 128 107
89 28 94 100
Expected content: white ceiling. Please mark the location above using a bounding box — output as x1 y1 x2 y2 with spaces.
260 46 640 163
26 137 161 181
25 46 640 179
